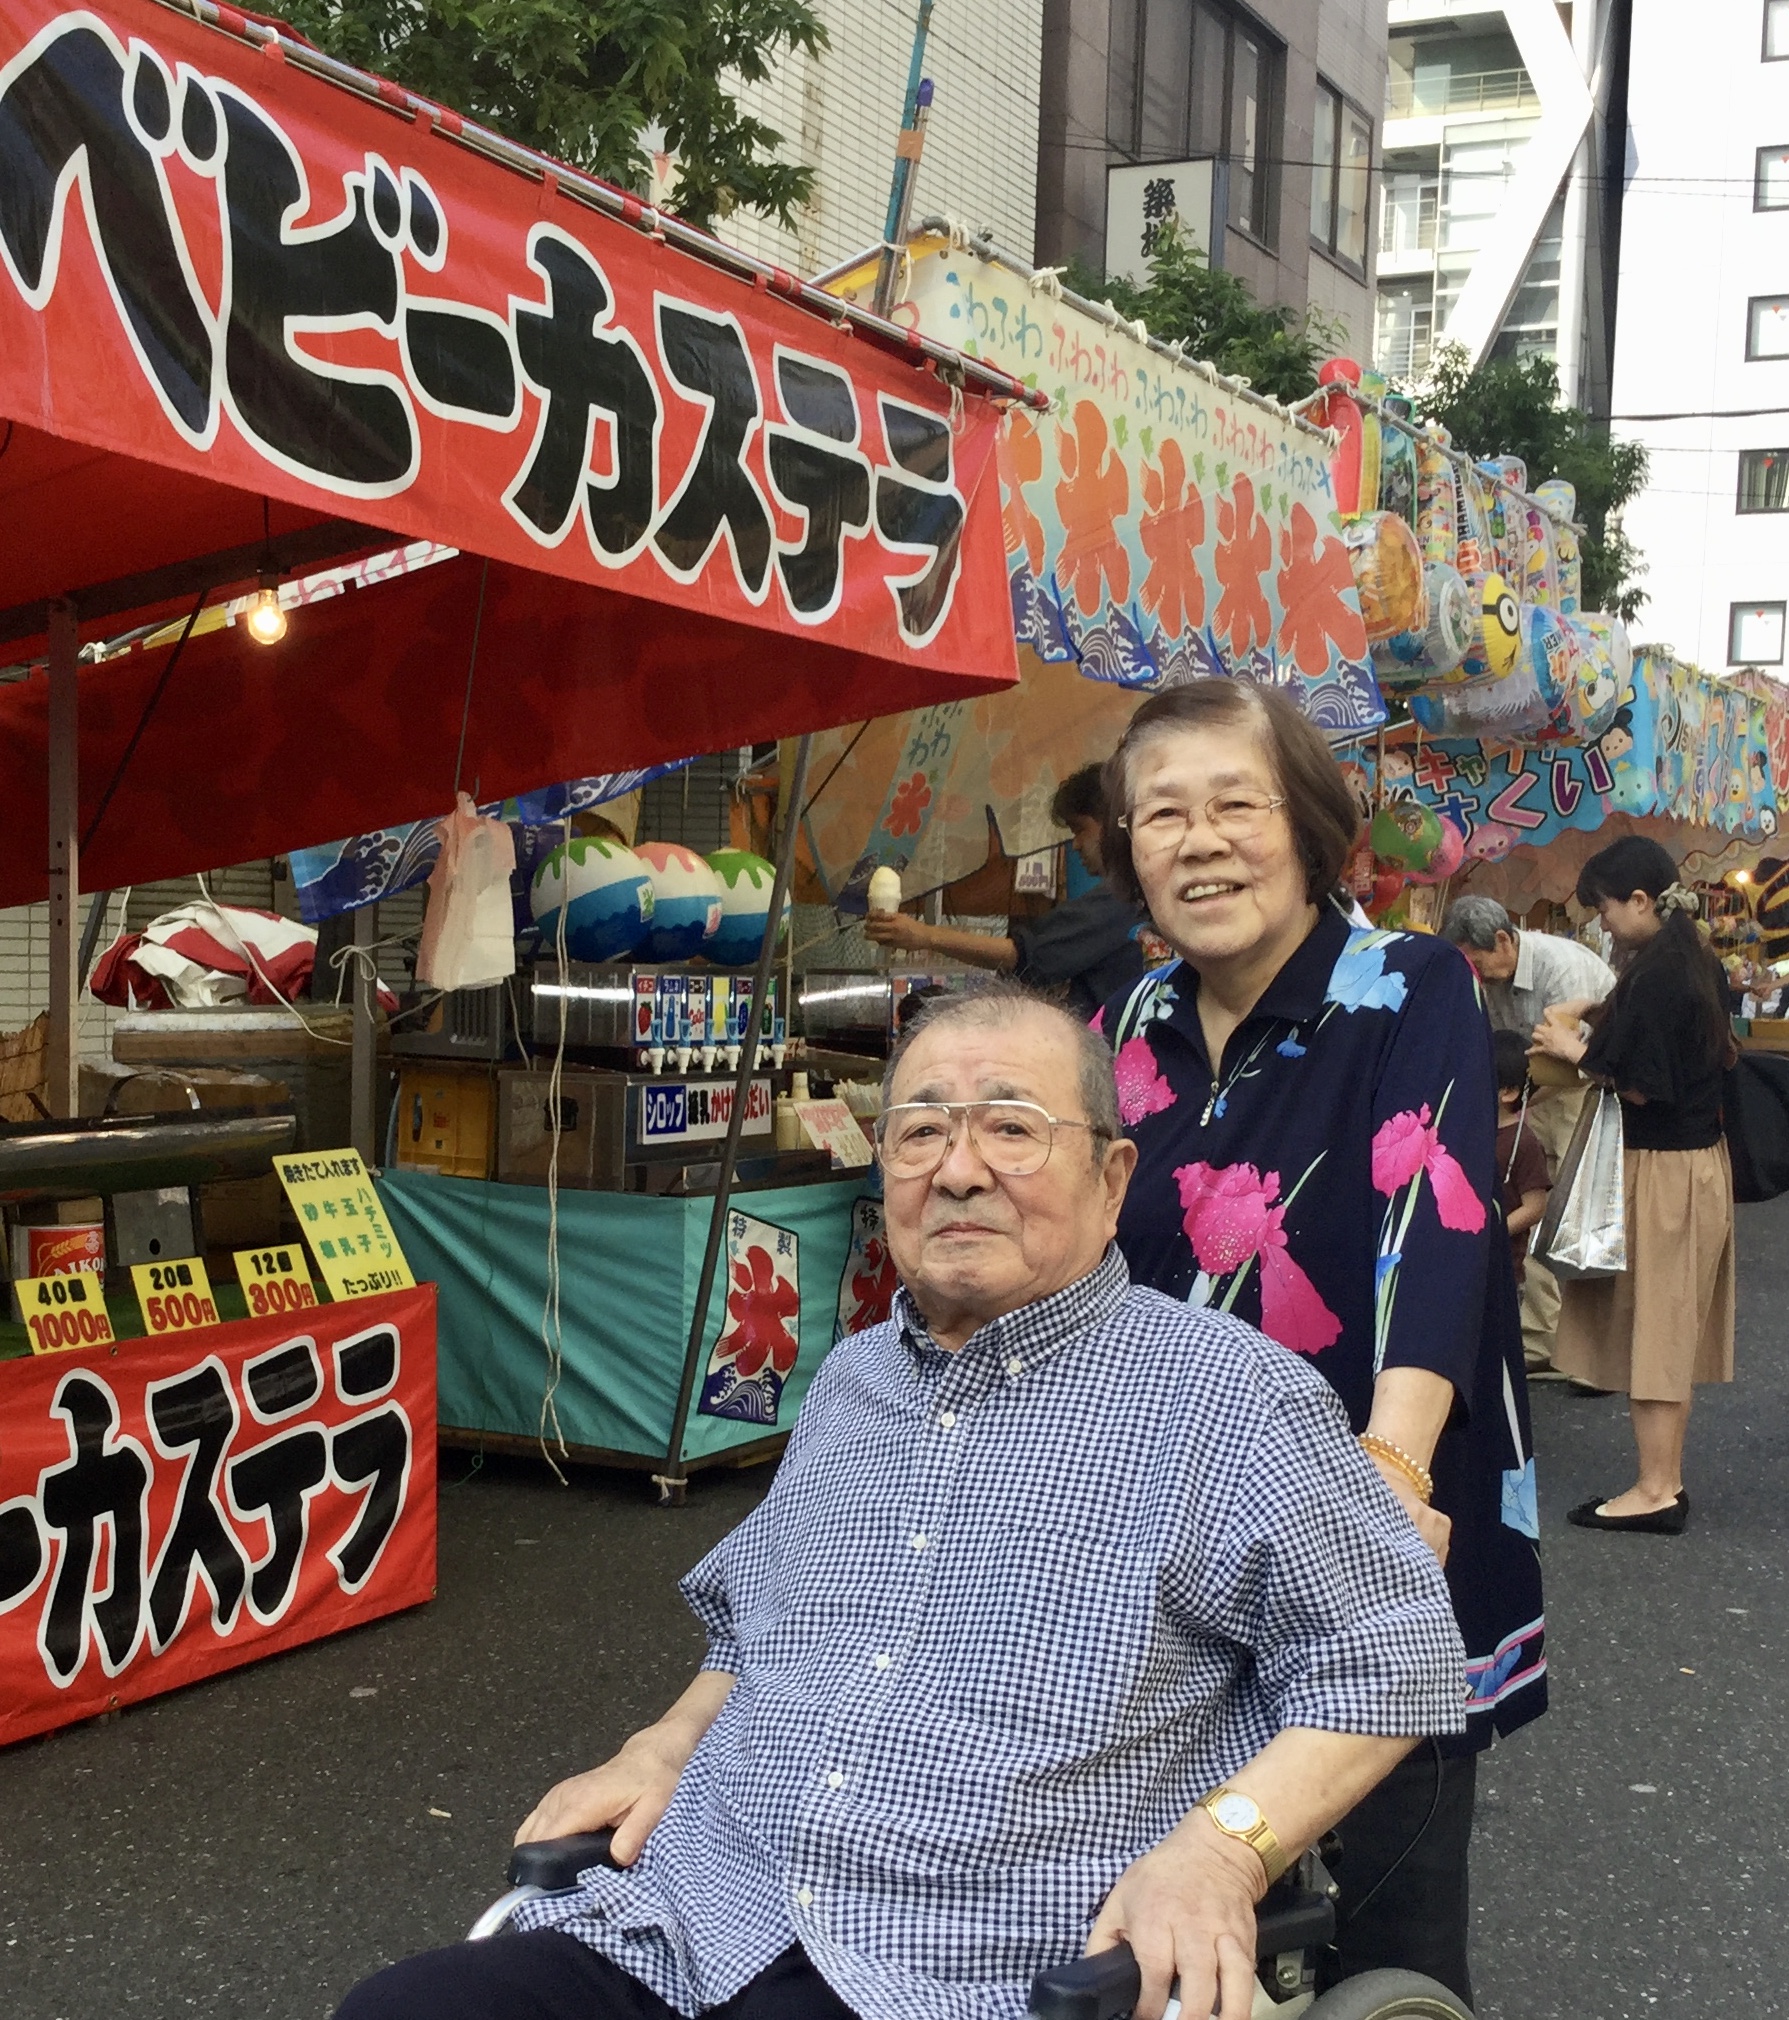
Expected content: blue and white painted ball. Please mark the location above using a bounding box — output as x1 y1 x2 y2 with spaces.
635 842 723 960
705 849 790 967
530 837 654 961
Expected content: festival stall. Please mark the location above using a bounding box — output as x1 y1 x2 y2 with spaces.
0 0 1029 1728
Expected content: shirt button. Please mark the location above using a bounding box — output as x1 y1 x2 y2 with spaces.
938 1410 957 1430
910 1532 929 1551
826 1770 845 1789
796 1886 814 1908
1005 1356 1023 1377
872 1652 892 1670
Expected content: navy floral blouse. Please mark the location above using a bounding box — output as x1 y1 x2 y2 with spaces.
1096 901 1545 1749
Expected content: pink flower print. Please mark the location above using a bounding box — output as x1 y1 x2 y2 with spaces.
1114 1036 1176 1126
1177 1160 1281 1273
1370 1106 1486 1233
1175 1161 1342 1355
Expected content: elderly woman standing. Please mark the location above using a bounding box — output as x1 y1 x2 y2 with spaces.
1094 681 1543 2010
1529 834 1735 1534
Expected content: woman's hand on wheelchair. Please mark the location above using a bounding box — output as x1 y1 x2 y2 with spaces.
513 1725 687 1864
1084 1811 1262 2020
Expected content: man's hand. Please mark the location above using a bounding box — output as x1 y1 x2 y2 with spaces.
515 1724 687 1864
863 912 929 951
515 1669 735 1864
1085 1812 1264 2020
1368 1454 1452 1565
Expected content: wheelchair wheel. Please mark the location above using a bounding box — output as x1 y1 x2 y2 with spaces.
1302 1969 1475 2019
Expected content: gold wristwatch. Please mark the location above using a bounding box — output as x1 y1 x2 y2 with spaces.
1197 1788 1289 1885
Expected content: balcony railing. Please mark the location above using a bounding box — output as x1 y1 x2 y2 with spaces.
1387 67 1538 119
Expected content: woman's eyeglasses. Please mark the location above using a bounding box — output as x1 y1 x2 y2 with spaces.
1116 790 1288 858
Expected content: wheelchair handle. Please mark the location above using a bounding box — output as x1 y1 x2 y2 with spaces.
1027 1945 1143 2020
506 1828 620 1892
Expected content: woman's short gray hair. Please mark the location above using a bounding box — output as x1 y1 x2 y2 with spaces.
880 979 1121 1151
1441 894 1513 952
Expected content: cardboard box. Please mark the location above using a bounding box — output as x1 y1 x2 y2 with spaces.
394 1064 497 1179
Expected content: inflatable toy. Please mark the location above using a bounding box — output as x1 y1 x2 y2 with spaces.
530 837 654 961
634 841 723 960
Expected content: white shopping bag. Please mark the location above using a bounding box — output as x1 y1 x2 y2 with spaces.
415 794 517 989
1530 1085 1627 1281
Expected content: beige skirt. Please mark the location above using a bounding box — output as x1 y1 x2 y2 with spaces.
1553 1143 1736 1403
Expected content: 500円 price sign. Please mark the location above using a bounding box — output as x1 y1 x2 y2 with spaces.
274 1151 416 1302
18 1272 115 1354
234 1246 319 1318
130 1259 221 1335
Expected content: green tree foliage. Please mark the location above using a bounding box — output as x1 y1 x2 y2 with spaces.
1420 342 1650 622
278 0 826 233
1066 221 1343 405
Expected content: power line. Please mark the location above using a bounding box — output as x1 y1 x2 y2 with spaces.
1610 407 1789 421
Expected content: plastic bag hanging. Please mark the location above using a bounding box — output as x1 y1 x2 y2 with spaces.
416 792 519 990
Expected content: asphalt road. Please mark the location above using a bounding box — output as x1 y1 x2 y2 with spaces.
4 1201 1788 2020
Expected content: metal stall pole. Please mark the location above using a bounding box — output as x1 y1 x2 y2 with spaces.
871 2 934 318
657 733 813 1506
350 900 380 1161
46 599 80 1118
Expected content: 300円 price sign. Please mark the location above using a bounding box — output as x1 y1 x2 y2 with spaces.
130 1259 221 1335
233 1246 320 1318
18 1271 115 1354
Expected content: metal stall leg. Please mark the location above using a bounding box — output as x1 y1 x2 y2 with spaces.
46 599 80 1119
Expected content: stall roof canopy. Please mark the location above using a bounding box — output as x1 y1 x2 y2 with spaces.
0 0 1027 903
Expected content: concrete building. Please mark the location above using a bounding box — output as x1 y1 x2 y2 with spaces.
1034 0 1387 358
716 0 1043 277
1613 1 1789 672
1372 0 1627 410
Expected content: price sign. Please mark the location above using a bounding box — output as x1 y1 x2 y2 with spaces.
793 1098 874 1169
233 1245 320 1318
130 1258 221 1335
18 1271 115 1354
274 1150 416 1303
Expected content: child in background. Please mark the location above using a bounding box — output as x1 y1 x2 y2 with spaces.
1494 1029 1551 1282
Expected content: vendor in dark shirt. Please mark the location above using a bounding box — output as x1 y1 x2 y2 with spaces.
862 765 1157 1019
1528 836 1735 1536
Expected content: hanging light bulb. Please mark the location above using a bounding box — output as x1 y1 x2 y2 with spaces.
245 572 288 645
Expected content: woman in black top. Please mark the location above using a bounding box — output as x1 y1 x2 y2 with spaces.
1530 835 1734 1534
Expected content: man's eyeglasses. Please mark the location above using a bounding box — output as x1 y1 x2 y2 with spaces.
1116 790 1288 858
874 1100 1108 1179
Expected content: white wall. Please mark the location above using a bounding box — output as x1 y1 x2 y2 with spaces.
715 0 1043 277
1614 1 1789 669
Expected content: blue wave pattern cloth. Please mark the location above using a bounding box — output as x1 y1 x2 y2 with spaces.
516 1248 1465 2020
287 764 693 923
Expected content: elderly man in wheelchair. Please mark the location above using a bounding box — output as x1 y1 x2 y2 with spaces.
337 985 1475 2020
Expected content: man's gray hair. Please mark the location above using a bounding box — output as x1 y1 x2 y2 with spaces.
1441 894 1514 952
880 979 1121 1152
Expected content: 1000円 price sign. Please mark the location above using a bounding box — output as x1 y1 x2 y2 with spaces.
274 1152 416 1302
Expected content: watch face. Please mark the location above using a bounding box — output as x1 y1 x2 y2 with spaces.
1212 1792 1261 1833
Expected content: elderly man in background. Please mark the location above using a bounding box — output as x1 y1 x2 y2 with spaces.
1442 894 1616 1374
336 982 1465 2020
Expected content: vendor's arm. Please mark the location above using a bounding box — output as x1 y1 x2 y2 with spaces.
515 1668 735 1860
1088 1727 1416 2020
861 911 1016 970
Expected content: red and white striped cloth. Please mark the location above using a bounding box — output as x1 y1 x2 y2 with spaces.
91 903 395 1011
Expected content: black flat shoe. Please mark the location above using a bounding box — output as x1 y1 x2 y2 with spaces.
1567 1492 1689 1534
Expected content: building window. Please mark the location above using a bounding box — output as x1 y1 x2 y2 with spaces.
1740 450 1789 511
1108 0 1282 247
1748 296 1789 359
1759 145 1789 208
1312 81 1372 269
1375 280 1435 378
1731 602 1787 664
1767 0 1789 58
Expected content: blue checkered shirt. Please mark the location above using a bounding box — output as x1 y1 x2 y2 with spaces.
517 1247 1466 2018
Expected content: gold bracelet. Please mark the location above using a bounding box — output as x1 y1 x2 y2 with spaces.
1359 1434 1434 1505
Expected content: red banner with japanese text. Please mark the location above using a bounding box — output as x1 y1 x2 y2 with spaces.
0 0 1016 691
0 1286 436 1747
